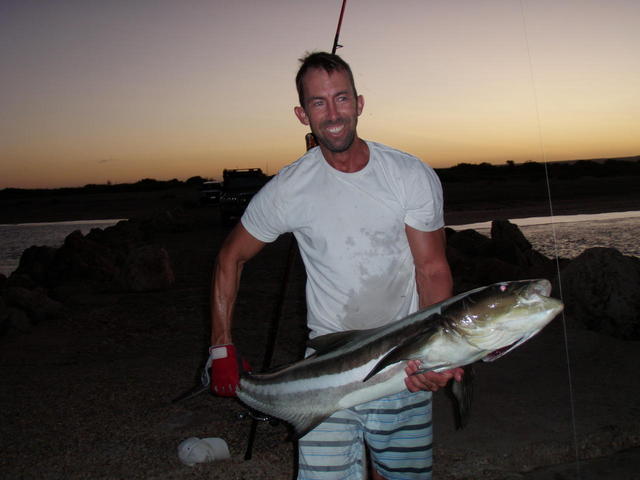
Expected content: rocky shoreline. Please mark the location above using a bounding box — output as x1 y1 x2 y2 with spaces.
1 200 640 479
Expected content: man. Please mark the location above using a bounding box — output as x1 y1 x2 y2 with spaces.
208 52 463 479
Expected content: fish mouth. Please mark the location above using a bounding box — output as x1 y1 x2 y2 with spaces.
484 337 527 362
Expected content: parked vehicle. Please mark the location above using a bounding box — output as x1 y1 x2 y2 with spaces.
199 181 223 204
220 168 268 224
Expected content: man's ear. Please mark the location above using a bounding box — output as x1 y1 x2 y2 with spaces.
357 95 364 116
294 106 309 126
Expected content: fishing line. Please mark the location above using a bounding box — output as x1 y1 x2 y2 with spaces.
518 0 581 476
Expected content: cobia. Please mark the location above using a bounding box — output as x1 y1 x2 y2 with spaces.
237 279 563 437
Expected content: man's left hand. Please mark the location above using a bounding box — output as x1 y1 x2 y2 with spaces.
404 360 464 392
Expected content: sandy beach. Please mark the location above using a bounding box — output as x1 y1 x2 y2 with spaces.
1 177 640 479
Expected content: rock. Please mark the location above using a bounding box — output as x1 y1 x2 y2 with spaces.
119 245 174 292
0 297 8 334
491 219 551 267
6 306 33 332
7 220 177 305
14 245 57 285
560 247 640 339
6 272 39 289
4 286 64 323
491 219 532 251
47 230 122 291
447 222 555 292
86 220 145 250
469 256 524 286
446 228 493 257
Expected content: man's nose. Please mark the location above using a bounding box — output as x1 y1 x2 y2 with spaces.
326 100 339 121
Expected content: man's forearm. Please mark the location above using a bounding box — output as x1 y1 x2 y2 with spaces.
209 223 267 346
210 258 243 345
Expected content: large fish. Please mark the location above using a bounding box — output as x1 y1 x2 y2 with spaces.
237 279 563 437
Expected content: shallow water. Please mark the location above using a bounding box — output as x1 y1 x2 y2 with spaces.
0 219 122 276
450 211 640 260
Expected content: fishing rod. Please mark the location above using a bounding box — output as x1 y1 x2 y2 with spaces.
332 0 348 54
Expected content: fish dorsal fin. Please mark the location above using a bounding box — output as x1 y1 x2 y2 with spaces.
307 328 379 356
363 316 442 382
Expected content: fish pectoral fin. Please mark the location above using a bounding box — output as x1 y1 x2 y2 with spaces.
447 364 475 429
362 320 441 382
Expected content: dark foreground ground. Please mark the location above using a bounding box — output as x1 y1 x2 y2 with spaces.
1 177 639 479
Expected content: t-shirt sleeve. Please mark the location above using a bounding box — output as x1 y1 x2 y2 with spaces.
403 161 445 232
240 176 288 243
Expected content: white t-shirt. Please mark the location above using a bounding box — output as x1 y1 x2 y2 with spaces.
241 141 444 338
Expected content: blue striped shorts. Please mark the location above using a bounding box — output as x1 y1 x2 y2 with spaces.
297 390 433 480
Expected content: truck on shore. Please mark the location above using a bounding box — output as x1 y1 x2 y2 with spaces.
219 168 269 224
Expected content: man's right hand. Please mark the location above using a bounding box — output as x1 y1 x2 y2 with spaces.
207 344 242 397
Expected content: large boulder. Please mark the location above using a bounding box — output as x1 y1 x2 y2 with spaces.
119 245 174 292
85 220 145 250
3 286 64 324
447 220 555 293
467 256 524 287
13 245 57 285
10 218 177 301
491 219 551 267
46 230 122 291
560 247 640 339
446 228 494 257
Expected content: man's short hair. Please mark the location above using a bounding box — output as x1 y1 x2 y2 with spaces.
295 52 357 107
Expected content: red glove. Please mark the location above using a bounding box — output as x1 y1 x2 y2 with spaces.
207 344 250 397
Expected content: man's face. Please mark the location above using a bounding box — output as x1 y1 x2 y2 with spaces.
294 68 364 154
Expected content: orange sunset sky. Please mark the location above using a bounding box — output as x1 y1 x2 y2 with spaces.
1 0 638 189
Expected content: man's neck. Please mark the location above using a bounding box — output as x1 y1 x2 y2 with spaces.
320 138 370 173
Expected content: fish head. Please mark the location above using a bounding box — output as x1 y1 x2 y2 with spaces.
449 279 563 361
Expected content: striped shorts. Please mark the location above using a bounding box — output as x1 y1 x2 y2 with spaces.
297 390 433 480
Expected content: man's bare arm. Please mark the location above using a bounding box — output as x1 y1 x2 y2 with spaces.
404 225 463 391
210 223 266 345
405 225 452 307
